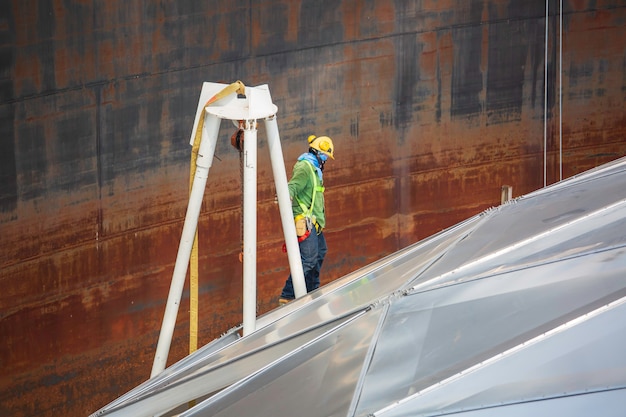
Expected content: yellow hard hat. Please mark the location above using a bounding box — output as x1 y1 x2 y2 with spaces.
308 135 335 159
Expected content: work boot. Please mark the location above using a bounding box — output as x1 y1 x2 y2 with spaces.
278 297 292 306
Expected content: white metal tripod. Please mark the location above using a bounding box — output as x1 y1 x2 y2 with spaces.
150 82 306 378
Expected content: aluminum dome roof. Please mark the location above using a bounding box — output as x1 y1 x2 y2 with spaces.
92 156 626 417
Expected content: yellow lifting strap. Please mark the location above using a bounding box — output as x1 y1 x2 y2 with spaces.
188 81 246 355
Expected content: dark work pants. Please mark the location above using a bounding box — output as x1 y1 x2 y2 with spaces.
280 231 327 299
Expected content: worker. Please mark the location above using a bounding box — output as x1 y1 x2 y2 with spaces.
279 134 335 305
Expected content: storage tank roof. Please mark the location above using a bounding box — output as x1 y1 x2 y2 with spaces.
91 157 626 417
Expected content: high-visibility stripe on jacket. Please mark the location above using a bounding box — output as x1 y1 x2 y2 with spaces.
288 159 326 229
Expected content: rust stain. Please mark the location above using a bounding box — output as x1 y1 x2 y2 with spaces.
1 1 626 417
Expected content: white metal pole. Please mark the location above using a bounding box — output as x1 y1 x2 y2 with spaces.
242 120 258 336
264 116 307 298
151 112 221 377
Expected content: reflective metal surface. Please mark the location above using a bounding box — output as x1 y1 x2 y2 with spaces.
5 3 626 415
92 157 626 416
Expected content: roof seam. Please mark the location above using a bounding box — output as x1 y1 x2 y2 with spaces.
371 295 626 416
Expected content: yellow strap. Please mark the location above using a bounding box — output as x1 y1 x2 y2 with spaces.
188 81 246 355
189 125 200 355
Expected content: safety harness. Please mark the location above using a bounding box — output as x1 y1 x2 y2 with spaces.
283 160 324 252
295 160 325 232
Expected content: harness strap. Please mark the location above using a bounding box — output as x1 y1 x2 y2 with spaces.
295 160 324 217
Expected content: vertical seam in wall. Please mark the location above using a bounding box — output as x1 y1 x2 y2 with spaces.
95 85 103 244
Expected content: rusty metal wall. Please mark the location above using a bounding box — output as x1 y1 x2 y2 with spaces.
1 1 625 416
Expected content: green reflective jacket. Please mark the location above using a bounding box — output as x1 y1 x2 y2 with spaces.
288 160 326 229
